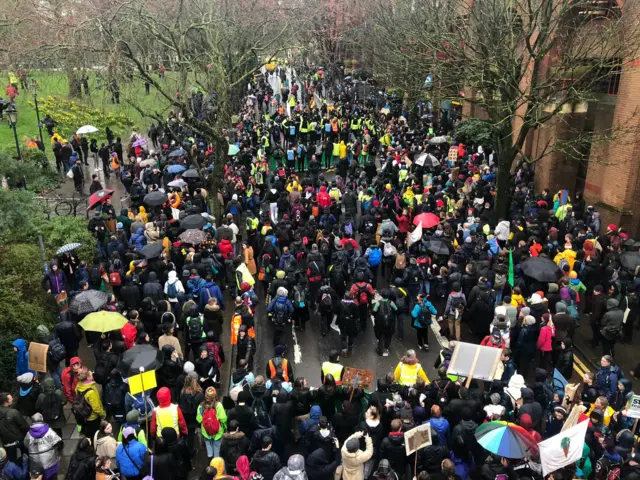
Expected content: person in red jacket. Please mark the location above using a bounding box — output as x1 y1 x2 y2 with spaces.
317 185 331 209
395 210 410 239
150 386 188 439
121 312 139 350
536 313 555 372
480 330 506 349
219 238 234 259
61 356 82 403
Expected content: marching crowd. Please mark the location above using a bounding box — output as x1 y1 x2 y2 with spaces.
2 66 640 480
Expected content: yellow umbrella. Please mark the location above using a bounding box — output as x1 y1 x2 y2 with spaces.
79 311 128 333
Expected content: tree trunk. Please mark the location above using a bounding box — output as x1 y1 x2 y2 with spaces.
494 151 515 221
209 97 231 221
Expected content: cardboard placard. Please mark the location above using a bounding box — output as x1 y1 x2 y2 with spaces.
624 395 640 419
28 342 49 373
128 370 158 396
342 367 375 391
447 342 503 382
405 423 432 455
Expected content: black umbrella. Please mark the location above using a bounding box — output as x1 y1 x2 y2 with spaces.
140 243 164 259
168 147 186 158
181 214 208 230
521 257 561 282
620 251 640 270
182 168 200 179
117 344 164 377
143 191 168 206
69 290 109 315
428 239 451 256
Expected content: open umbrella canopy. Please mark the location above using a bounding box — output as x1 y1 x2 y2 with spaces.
168 147 186 158
168 179 187 188
79 311 127 333
413 212 440 228
139 158 156 168
69 290 109 315
429 136 449 144
228 144 240 156
143 191 168 206
181 168 200 179
475 421 539 459
428 239 451 256
132 138 148 148
181 214 208 230
56 242 82 255
88 189 114 210
179 229 208 245
140 243 164 259
620 251 640 270
167 164 186 174
76 125 98 135
118 344 164 377
521 257 561 282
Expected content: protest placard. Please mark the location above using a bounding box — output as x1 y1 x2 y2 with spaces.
28 343 49 373
404 423 432 456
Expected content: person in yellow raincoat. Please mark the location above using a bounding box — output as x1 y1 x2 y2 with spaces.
402 187 415 208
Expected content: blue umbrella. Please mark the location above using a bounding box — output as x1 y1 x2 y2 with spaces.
167 164 186 174
228 144 240 156
168 147 186 158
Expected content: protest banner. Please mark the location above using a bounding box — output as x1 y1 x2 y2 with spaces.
539 419 589 476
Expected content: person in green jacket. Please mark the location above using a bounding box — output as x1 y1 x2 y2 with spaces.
117 410 147 446
197 386 227 460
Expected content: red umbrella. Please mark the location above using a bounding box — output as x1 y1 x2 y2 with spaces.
88 189 114 210
413 212 440 228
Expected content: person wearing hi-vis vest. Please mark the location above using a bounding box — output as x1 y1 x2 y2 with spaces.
321 350 344 385
393 349 430 386
266 345 294 383
150 386 188 439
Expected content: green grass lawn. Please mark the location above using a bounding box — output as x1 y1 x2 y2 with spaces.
1 70 174 153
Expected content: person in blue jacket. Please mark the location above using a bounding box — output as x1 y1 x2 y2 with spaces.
116 426 148 479
12 339 32 377
199 274 224 311
129 227 147 253
411 295 437 351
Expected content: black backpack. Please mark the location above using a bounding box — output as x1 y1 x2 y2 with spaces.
48 339 66 364
252 396 272 428
41 391 63 423
179 392 201 421
320 289 334 312
93 354 110 385
377 300 394 329
274 302 288 326
89 266 102 286
71 389 94 425
435 380 451 407
188 316 204 343
319 239 330 256
104 384 125 420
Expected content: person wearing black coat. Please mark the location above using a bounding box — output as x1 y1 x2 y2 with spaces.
143 271 165 303
220 420 251 474
555 339 574 381
157 345 184 400
306 446 341 480
66 438 97 480
162 426 191 478
250 436 281 480
379 419 408 478
332 401 360 446
54 311 82 364
270 391 294 452
444 387 484 428
145 439 176 480
518 388 543 434
228 391 258 439
120 276 142 311
416 428 449 476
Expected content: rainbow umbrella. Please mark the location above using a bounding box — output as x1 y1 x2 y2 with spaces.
475 421 539 459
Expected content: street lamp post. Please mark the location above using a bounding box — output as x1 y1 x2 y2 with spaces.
6 104 22 160
33 85 45 151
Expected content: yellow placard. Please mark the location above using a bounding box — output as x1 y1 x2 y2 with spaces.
128 370 157 395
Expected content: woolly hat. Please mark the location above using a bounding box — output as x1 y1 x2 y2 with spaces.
17 372 34 384
126 409 140 424
346 437 360 453
184 362 195 374
240 282 251 292
31 413 44 423
122 426 136 439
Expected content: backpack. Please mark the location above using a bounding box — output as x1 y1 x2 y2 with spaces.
167 281 178 299
320 291 334 312
368 248 382 267
93 354 110 385
206 342 223 368
179 393 201 422
71 389 94 425
273 302 288 326
109 271 122 286
282 254 296 272
558 258 569 272
188 316 204 342
252 396 272 428
319 239 330 256
357 284 370 305
129 393 154 418
435 380 451 407
363 219 375 233
202 407 221 436
599 457 621 480
294 286 306 308
104 384 125 419
41 391 63 423
48 339 66 364
567 302 580 326
395 254 407 270
344 222 353 236
89 266 102 286
376 300 394 329
259 254 271 281
383 241 396 257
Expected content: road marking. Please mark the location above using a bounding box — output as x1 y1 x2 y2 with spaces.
291 325 302 364
573 354 591 375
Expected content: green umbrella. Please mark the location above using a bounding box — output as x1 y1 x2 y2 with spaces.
79 311 128 333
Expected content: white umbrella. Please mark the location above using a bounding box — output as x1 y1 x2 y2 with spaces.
168 179 187 188
76 125 99 135
138 158 156 168
429 136 448 145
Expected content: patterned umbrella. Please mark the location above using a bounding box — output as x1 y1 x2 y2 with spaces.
69 290 109 315
56 243 82 255
475 421 539 459
179 229 208 245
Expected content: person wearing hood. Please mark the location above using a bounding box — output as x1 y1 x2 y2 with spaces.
74 367 105 439
0 392 30 462
66 438 97 480
118 207 132 236
273 454 309 480
35 377 66 437
555 338 574 381
54 311 82 364
527 292 549 324
116 425 148 480
517 387 543 433
24 413 63 479
341 431 373 480
595 437 622 480
11 339 31 377
151 386 188 440
306 443 341 480
600 298 623 357
165 270 186 315
129 226 147 252
514 315 537 377
444 283 466 341
143 271 165 303
220 419 250 474
41 261 67 296
160 426 192 478
611 378 634 412
118 409 148 446
379 419 409 478
16 372 41 418
157 345 184 397
250 436 281 480
144 221 161 244
200 274 225 311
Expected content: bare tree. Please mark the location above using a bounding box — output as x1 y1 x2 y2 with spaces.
369 0 640 216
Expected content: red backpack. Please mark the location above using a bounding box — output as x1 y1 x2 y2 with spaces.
357 284 370 305
202 407 220 436
109 271 122 286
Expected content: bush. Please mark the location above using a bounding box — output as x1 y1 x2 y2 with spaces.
453 118 495 146
0 189 46 243
0 150 60 192
41 216 97 262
